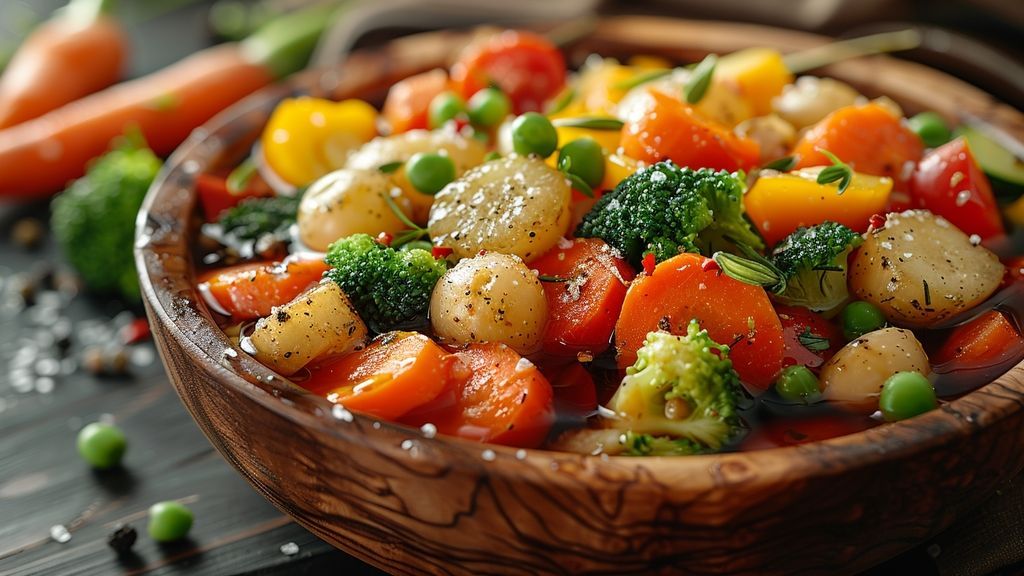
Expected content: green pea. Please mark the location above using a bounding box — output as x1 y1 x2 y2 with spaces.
428 91 465 129
558 137 605 188
908 112 952 148
840 301 886 340
406 152 455 196
511 112 558 157
879 371 937 422
467 88 511 127
148 501 194 542
775 365 820 402
76 422 127 469
398 240 433 252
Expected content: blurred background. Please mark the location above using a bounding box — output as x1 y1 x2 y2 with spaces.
1 0 1022 107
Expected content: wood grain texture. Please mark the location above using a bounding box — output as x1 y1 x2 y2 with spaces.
135 18 1024 575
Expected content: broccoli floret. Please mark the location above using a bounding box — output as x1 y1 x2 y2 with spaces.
622 432 706 456
770 221 864 313
325 234 446 332
51 137 162 301
606 321 746 453
217 192 303 242
574 162 763 268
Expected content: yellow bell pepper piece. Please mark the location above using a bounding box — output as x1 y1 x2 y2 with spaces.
262 97 378 186
717 48 793 117
1005 195 1024 228
601 153 639 190
744 167 892 246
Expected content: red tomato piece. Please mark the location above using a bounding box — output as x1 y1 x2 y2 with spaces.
910 137 1004 240
450 30 565 114
195 172 272 222
531 238 635 357
774 304 844 369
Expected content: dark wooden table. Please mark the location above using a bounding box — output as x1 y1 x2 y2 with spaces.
1 1 1022 575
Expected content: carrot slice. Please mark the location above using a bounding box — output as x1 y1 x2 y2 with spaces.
792 102 923 190
615 252 784 389
382 68 449 134
934 310 1024 368
619 90 760 172
303 332 457 420
197 256 329 320
531 238 635 357
402 343 555 448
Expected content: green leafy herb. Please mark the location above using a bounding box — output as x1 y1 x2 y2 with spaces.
815 148 853 194
552 117 624 131
683 54 717 104
798 327 831 352
612 68 672 91
712 250 786 294
378 161 403 174
226 158 257 194
544 87 576 116
382 188 429 246
537 274 571 283
761 155 798 172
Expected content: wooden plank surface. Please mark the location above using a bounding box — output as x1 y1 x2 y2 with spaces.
0 200 383 575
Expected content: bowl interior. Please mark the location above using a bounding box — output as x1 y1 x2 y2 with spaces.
136 15 1024 486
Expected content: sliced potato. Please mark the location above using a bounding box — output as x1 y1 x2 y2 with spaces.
345 129 487 223
734 114 796 163
771 76 861 130
249 281 367 375
297 168 412 252
429 252 548 355
428 155 572 262
849 210 1004 328
820 327 930 414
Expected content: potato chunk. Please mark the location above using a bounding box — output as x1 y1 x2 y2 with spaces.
429 252 548 354
345 129 486 223
249 281 367 375
820 327 930 414
849 210 1003 328
297 169 412 252
428 155 572 262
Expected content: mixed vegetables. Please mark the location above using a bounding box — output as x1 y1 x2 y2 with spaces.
194 29 1024 456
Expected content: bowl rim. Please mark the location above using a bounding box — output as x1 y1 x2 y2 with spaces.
136 15 1024 492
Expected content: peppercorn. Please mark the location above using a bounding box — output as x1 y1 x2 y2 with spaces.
107 524 137 554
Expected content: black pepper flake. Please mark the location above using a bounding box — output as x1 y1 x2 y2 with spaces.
923 279 931 306
108 524 137 555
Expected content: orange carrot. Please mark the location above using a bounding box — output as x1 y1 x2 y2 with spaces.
0 3 338 199
792 102 923 189
196 256 329 321
381 68 449 134
619 90 760 173
0 0 126 129
402 343 555 448
531 238 635 357
303 332 460 421
615 252 784 389
933 310 1024 369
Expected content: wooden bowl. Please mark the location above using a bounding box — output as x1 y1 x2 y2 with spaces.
136 17 1024 575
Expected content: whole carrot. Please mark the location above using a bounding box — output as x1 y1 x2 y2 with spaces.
0 0 127 129
0 3 339 199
